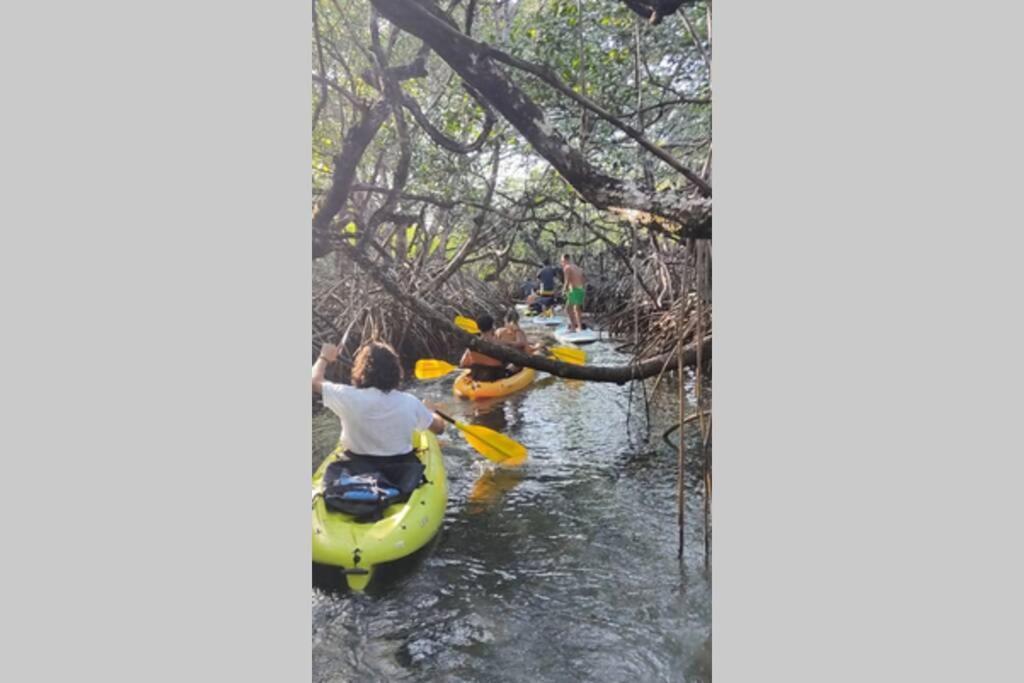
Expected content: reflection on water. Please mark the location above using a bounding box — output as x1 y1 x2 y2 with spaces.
467 466 525 512
466 398 508 433
313 334 711 682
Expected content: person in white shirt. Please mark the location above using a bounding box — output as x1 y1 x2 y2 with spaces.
312 341 445 467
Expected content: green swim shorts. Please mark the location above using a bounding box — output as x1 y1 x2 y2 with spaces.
566 286 585 306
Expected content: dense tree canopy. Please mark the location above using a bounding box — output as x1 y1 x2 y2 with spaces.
312 0 711 382
313 0 710 254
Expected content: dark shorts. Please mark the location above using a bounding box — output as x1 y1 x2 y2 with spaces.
469 365 509 382
339 449 420 473
530 296 556 313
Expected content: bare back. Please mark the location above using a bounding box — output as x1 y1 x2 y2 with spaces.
563 263 585 288
496 324 529 351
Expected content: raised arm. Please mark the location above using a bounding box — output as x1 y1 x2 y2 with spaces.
312 343 339 394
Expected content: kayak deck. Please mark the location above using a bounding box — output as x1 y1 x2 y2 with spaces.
312 430 448 591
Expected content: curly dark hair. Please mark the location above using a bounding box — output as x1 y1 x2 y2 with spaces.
351 341 402 392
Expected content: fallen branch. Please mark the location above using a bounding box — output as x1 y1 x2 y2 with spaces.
335 237 711 382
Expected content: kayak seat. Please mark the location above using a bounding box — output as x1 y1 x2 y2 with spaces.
322 452 427 523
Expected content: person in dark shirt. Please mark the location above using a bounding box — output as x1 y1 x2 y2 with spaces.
536 259 560 296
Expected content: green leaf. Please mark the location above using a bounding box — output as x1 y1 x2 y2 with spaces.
343 221 358 245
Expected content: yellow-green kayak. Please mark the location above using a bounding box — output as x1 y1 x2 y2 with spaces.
312 430 448 591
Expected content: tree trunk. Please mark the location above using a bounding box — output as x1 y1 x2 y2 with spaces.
312 101 390 259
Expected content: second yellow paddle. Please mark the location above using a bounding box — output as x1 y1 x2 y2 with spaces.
454 315 481 334
415 358 459 380
452 316 586 365
541 346 586 365
415 349 582 381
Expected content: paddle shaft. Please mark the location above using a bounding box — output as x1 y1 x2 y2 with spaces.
434 409 459 427
432 409 527 466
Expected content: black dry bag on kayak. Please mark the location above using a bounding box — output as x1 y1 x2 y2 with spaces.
321 456 425 522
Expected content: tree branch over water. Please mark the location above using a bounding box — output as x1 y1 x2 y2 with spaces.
368 0 711 239
336 237 710 382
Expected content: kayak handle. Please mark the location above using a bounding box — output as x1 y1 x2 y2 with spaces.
340 567 370 576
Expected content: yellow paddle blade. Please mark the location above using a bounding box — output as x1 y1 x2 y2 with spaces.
456 421 528 467
414 359 458 380
454 316 480 334
548 346 586 365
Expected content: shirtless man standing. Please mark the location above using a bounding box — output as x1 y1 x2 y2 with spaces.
561 253 586 332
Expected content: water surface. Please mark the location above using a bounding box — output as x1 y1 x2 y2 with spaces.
312 333 711 682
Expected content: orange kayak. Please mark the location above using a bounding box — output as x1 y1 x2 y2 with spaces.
453 367 536 399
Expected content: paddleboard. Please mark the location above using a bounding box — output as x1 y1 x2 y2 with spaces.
553 326 600 345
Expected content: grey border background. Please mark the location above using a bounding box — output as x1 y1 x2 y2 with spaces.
2 1 1023 681
1 1 310 681
716 2 1024 681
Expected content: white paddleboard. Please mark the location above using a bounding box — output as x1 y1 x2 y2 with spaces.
553 327 600 345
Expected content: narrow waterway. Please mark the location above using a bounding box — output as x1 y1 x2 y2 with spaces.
312 333 711 682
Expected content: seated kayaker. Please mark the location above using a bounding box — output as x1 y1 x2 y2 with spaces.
525 291 543 315
529 294 557 314
498 309 540 351
496 309 539 375
459 315 509 382
312 341 445 470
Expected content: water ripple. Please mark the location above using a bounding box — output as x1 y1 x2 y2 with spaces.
313 339 711 682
